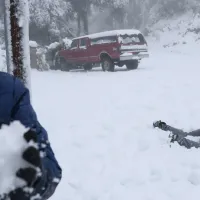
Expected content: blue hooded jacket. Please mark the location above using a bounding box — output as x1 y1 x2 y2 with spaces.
0 72 62 199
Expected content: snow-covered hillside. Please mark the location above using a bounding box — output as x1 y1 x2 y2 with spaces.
148 11 200 56
27 47 200 200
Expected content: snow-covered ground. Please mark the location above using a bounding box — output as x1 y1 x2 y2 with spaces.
0 11 200 199
27 46 200 200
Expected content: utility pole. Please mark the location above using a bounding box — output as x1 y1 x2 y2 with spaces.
4 0 31 91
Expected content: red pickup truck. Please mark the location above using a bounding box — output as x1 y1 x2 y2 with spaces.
55 29 149 72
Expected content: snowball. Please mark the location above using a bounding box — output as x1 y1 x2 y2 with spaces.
0 121 29 195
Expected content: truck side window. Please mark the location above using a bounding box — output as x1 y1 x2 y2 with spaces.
70 40 78 49
91 36 117 45
80 38 87 49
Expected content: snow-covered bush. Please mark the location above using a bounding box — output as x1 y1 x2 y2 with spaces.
36 47 50 71
34 39 71 71
29 0 73 44
62 37 72 49
29 40 38 48
48 42 60 51
43 37 72 70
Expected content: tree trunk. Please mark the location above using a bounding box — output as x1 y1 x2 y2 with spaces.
82 11 89 35
4 0 31 91
83 0 90 35
127 0 140 28
77 13 81 36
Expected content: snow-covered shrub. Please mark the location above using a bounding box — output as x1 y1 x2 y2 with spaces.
29 40 38 48
62 37 72 49
36 47 50 71
48 42 60 50
45 42 62 70
44 38 72 70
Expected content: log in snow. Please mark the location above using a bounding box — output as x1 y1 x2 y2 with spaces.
4 0 31 91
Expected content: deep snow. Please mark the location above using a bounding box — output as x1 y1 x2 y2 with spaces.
27 47 200 200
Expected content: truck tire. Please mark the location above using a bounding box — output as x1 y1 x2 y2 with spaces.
101 57 114 72
126 60 139 70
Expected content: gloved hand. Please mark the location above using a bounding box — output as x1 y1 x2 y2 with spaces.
153 120 168 131
153 120 188 138
169 133 179 143
1 130 42 200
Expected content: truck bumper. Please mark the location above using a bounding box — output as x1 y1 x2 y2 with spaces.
120 52 149 61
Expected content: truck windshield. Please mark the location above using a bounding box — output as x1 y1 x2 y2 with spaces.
118 34 143 45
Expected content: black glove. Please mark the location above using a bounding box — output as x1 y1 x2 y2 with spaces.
168 133 179 143
153 120 168 131
1 130 42 200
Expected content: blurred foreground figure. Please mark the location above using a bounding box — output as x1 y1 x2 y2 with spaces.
0 72 62 200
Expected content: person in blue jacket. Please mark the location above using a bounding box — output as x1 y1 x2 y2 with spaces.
0 72 62 200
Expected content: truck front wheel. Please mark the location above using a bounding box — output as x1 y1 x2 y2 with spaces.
101 57 115 72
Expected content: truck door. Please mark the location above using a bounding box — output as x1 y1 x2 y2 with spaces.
77 38 89 64
68 39 79 64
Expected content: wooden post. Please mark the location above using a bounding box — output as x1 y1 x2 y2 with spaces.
10 0 24 80
4 0 31 90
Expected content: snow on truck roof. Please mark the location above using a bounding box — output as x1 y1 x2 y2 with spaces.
74 29 142 40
